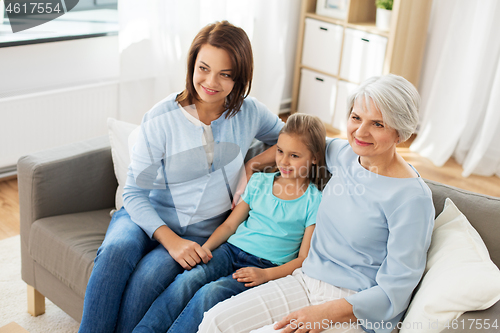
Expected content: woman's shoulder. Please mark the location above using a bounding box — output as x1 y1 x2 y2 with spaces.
384 176 434 210
241 95 260 108
239 96 273 115
385 157 432 197
391 186 435 224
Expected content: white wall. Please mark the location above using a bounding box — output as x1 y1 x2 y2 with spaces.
0 3 301 170
0 36 119 170
281 2 301 108
0 36 119 97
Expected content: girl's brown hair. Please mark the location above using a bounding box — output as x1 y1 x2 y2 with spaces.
280 113 330 191
176 21 253 118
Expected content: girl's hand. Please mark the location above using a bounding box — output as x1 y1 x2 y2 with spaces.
232 267 270 287
201 245 213 262
168 238 212 270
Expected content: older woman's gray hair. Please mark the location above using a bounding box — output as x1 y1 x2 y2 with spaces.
346 74 420 143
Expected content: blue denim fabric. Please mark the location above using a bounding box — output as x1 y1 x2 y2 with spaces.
78 208 207 333
132 242 276 333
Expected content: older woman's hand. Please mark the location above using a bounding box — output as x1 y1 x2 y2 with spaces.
274 299 357 333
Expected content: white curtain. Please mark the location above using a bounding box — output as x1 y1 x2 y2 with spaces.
411 0 500 178
117 0 300 125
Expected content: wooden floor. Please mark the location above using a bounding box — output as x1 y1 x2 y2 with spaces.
0 176 20 241
1 134 500 241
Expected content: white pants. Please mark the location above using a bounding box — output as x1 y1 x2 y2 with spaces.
198 269 365 333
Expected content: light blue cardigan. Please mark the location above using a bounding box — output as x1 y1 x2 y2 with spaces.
303 139 435 333
123 93 284 239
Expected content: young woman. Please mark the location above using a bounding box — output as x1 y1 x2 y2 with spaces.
198 74 435 333
132 113 330 333
78 21 284 333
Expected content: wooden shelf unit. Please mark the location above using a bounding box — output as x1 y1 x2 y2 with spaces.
291 0 433 119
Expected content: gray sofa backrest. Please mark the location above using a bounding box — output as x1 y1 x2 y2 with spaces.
424 179 500 268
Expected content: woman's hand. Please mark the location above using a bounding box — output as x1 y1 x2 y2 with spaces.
274 300 357 333
166 237 213 270
274 304 330 333
153 225 212 270
233 267 270 287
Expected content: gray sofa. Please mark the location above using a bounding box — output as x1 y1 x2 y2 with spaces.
18 136 500 332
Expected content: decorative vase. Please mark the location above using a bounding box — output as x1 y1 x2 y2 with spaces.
376 7 392 32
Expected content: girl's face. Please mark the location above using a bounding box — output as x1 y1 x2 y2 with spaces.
193 44 235 109
347 97 399 159
276 133 317 181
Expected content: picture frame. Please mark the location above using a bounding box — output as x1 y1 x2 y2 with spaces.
315 0 348 20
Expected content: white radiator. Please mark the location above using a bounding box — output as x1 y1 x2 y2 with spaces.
0 81 119 170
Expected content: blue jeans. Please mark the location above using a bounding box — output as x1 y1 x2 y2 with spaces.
132 242 276 333
78 207 207 333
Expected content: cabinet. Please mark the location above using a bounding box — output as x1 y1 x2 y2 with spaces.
298 68 338 124
291 0 433 133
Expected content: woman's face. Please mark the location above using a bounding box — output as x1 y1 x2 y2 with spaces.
193 44 235 109
347 97 399 159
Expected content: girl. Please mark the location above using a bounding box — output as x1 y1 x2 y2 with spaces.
79 21 284 333
132 113 330 333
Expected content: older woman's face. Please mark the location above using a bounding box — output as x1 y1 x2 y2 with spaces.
347 98 399 159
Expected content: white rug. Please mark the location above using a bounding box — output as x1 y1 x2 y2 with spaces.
0 236 80 332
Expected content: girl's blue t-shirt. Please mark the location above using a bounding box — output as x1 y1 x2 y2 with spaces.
228 172 321 265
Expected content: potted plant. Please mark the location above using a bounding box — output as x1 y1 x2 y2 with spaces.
375 0 393 32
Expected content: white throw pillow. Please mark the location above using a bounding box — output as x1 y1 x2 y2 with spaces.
107 118 139 210
400 198 500 333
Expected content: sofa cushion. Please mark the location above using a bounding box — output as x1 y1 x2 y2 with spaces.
29 209 111 298
424 179 500 267
401 198 500 333
108 118 140 210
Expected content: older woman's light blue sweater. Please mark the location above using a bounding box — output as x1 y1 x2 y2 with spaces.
302 139 435 333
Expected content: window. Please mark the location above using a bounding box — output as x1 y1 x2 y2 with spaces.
71 0 117 11
0 0 118 47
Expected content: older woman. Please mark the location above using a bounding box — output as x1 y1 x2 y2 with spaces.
197 74 435 333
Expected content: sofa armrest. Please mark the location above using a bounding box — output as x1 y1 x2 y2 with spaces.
18 135 117 236
440 301 500 332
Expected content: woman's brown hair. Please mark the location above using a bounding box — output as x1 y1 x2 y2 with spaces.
280 113 330 191
176 21 253 118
